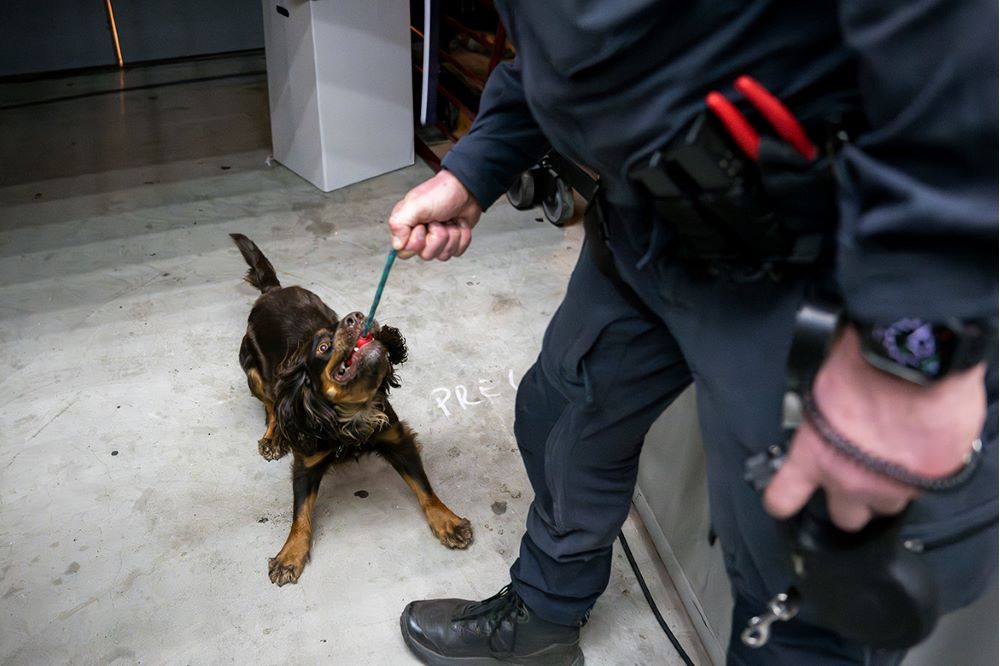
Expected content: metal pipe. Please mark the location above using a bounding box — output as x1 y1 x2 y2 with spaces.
104 0 124 67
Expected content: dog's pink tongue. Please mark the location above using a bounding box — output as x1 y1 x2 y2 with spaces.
345 334 374 367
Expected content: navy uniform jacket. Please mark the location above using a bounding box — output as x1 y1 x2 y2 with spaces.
441 0 998 323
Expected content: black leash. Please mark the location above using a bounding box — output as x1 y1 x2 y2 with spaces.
618 530 697 666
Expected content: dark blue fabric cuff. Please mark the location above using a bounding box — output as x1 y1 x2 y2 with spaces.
441 149 508 211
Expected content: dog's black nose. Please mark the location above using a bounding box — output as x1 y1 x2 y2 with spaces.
344 311 364 328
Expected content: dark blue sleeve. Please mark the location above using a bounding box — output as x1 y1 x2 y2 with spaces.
441 57 551 210
835 0 998 322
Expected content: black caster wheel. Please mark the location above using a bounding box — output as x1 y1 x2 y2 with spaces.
506 169 539 210
542 177 574 226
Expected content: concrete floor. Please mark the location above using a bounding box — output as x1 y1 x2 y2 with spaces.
0 55 708 665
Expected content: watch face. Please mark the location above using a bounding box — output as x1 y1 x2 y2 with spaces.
872 319 954 379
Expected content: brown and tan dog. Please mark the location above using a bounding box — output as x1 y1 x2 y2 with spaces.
231 233 472 586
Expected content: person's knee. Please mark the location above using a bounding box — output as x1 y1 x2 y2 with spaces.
527 498 629 561
514 363 565 453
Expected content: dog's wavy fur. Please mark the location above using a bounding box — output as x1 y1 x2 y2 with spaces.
230 233 472 587
271 326 406 454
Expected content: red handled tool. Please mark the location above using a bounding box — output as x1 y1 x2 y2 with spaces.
705 76 817 162
734 76 817 161
705 91 761 160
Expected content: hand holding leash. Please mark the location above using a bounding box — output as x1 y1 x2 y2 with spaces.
741 303 986 649
763 326 987 531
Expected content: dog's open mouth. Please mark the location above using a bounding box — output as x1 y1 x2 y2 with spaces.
332 334 376 384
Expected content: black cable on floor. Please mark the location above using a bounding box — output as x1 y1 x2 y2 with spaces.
618 530 696 666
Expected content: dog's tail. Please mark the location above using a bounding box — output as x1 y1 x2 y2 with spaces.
230 233 281 293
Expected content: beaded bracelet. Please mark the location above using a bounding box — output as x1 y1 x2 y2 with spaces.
801 389 982 492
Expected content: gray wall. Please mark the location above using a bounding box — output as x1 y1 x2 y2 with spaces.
0 0 117 77
0 0 263 78
634 388 731 664
115 0 264 64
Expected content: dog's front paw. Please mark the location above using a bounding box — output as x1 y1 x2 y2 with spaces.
428 509 474 549
268 551 307 586
258 436 288 461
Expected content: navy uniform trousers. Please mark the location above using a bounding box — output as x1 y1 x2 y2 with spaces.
507 227 998 664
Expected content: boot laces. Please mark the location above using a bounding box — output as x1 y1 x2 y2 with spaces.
451 585 529 639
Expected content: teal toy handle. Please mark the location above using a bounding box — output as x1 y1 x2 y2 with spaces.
361 249 397 338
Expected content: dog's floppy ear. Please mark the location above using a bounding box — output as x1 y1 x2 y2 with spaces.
377 325 408 366
375 325 407 393
273 334 338 451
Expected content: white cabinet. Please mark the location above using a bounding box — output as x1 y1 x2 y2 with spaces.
261 0 414 192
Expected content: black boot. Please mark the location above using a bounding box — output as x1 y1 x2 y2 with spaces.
400 585 585 665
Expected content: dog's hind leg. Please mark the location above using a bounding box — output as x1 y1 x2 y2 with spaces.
375 422 473 549
268 451 331 586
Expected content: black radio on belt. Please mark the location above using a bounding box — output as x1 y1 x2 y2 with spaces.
627 76 850 277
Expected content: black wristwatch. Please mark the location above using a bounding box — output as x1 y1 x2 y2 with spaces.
855 317 996 385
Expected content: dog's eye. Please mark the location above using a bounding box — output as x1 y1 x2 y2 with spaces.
318 342 331 353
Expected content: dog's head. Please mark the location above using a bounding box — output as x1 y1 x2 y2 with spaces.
273 312 408 448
